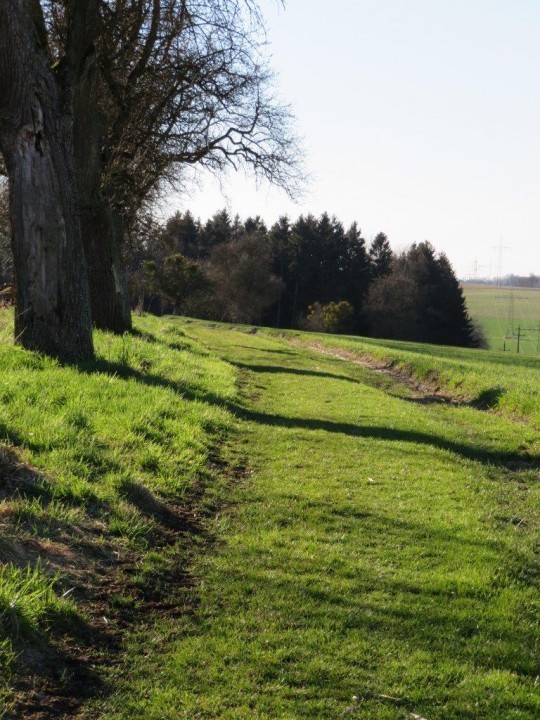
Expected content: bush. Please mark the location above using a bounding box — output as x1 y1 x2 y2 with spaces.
302 301 354 334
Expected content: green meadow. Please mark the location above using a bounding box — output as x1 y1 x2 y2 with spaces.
0 315 539 719
462 283 540 355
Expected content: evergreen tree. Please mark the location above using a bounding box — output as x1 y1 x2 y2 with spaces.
244 216 268 237
160 211 201 259
268 216 292 328
365 241 476 347
199 210 233 259
288 214 320 324
339 222 370 330
369 232 394 280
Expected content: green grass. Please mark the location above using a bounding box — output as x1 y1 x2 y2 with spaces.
1 315 539 718
94 321 540 720
0 313 238 715
463 283 540 355
275 327 540 428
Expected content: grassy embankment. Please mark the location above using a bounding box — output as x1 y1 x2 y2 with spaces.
462 283 540 356
1 316 539 719
0 314 238 718
281 328 540 428
96 320 539 720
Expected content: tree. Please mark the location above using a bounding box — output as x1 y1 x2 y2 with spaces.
287 214 320 324
0 172 13 289
369 232 393 280
0 0 93 361
268 216 291 327
303 301 354 334
160 212 201 260
43 0 302 333
410 246 476 346
199 210 234 260
160 254 210 314
364 272 420 341
339 222 370 331
207 233 282 323
364 242 477 347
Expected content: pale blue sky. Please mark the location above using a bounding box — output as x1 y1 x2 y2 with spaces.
174 0 540 277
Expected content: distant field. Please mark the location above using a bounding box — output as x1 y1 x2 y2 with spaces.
463 283 540 355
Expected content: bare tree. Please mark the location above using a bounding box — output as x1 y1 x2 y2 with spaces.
0 0 93 361
44 0 302 332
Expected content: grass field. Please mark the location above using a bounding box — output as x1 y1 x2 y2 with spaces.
0 315 539 719
462 283 540 355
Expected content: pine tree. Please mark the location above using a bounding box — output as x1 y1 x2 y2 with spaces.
369 232 394 280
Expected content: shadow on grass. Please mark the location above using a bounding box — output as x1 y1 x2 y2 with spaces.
228 516 539 681
230 360 361 384
129 327 209 357
231 405 539 468
224 563 539 687
73 357 538 472
119 480 203 535
301 500 505 554
472 386 507 410
259 348 298 356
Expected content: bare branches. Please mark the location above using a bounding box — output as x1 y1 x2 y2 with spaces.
41 0 303 228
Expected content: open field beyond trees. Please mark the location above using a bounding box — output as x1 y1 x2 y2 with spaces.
0 314 539 719
463 284 540 356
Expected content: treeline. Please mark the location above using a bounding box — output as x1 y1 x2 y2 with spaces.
130 210 481 348
471 275 540 289
505 275 540 288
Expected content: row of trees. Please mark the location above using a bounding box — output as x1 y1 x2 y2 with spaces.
0 0 299 361
0 0 477 355
131 209 480 347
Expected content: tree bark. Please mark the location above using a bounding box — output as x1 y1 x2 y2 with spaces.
77 198 132 333
67 0 132 333
0 0 94 361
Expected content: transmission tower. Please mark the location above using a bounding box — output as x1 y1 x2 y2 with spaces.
489 242 517 348
490 242 510 287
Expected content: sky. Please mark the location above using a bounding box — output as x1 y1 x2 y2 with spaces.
171 0 540 278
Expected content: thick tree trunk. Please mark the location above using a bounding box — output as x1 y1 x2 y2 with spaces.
71 15 132 334
0 0 93 362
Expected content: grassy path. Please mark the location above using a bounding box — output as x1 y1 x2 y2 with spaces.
101 322 540 720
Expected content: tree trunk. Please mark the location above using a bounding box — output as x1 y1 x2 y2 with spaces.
78 199 132 333
0 0 93 362
71 13 132 334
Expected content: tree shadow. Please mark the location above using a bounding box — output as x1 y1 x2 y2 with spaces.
222 508 539 691
472 387 507 410
228 406 539 469
260 348 298 356
391 393 467 407
224 559 537 680
230 360 360 384
119 480 203 535
73 358 537 471
304 501 506 554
